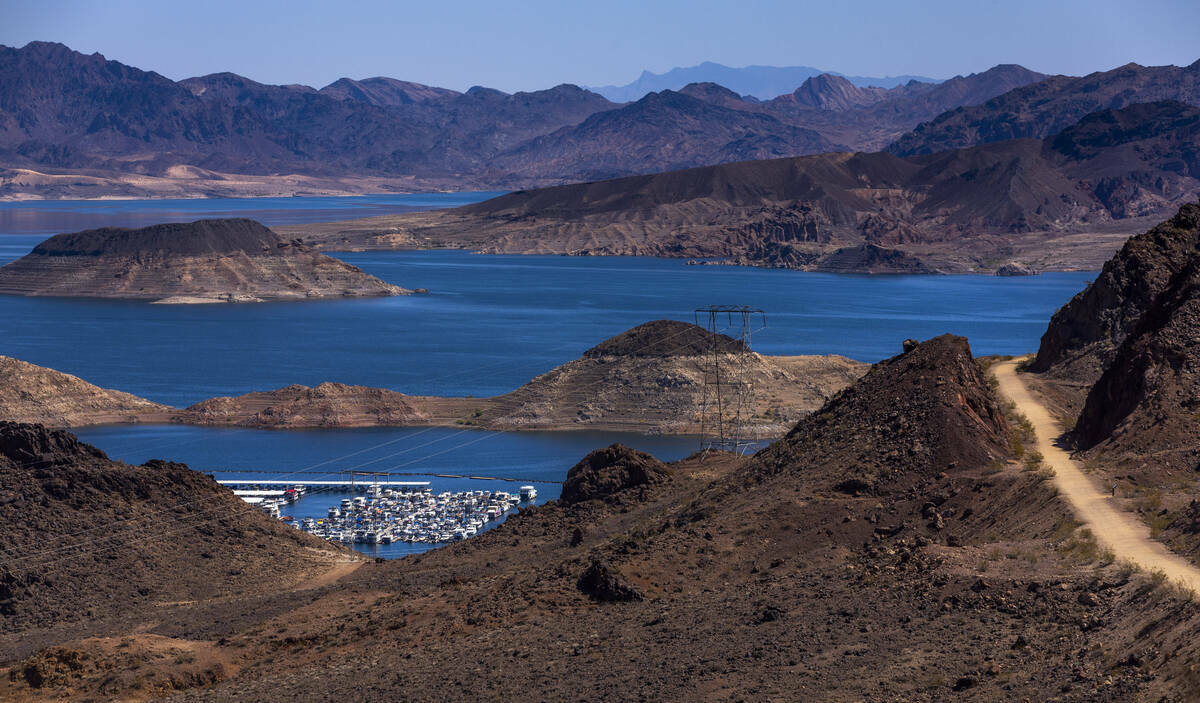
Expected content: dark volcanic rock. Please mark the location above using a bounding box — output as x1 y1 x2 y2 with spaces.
559 444 671 504
1032 202 1200 381
1073 247 1200 467
576 560 643 602
750 334 1011 494
0 421 107 466
582 320 746 359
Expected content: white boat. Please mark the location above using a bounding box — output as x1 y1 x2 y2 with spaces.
519 485 537 501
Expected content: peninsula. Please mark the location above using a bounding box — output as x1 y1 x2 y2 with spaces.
0 321 866 436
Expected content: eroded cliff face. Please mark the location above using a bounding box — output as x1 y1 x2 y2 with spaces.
1032 202 1200 382
0 218 408 303
1074 257 1200 473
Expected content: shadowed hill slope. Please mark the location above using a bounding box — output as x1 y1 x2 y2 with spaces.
1032 202 1200 382
0 422 350 637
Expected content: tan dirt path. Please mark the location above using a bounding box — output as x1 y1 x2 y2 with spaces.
993 358 1200 591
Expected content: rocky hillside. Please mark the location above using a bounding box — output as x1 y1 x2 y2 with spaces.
889 60 1200 156
748 334 1010 493
0 356 170 427
0 422 350 639
1024 202 1200 562
0 218 407 302
15 334 1200 701
287 102 1200 274
1032 202 1200 382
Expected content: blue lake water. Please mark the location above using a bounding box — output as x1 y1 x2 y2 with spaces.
0 194 1096 555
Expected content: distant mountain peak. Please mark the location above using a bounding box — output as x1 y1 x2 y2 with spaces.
590 61 942 102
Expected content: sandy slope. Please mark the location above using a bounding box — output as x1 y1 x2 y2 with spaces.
993 358 1200 591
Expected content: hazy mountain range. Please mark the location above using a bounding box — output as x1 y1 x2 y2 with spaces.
588 61 942 102
0 41 1197 199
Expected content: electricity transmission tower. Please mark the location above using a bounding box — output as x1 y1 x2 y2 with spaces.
694 305 765 455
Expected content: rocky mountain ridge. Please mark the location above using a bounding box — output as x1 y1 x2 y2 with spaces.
0 42 1051 197
889 59 1200 156
285 101 1200 274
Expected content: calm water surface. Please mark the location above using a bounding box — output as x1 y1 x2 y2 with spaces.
1 195 1095 555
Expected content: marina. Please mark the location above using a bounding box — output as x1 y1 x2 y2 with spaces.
223 479 538 546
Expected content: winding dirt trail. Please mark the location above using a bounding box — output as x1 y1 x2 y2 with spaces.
993 358 1200 592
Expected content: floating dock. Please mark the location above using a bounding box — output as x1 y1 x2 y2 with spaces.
218 479 432 491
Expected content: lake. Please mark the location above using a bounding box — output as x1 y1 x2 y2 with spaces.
0 194 1095 555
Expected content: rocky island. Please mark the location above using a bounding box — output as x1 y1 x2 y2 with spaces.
0 218 408 303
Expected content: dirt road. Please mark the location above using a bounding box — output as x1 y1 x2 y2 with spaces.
993 358 1200 592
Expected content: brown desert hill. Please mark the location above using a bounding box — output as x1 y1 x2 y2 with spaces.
0 356 170 427
180 320 867 435
888 59 1200 156
20 334 1200 701
0 218 408 303
558 444 670 504
747 334 1010 494
0 422 352 643
1031 201 1200 384
286 102 1200 274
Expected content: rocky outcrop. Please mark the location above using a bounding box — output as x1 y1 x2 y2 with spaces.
749 334 1011 494
576 560 643 602
0 219 409 303
0 356 170 427
994 263 1038 276
1032 202 1200 382
1073 253 1200 473
812 243 938 274
559 444 671 504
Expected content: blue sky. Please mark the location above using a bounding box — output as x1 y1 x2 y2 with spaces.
2 0 1198 92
